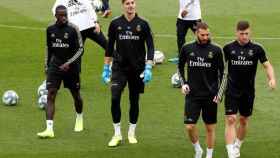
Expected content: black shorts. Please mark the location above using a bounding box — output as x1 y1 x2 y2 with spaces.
111 69 144 94
184 97 217 124
46 70 80 90
225 94 255 117
80 28 108 49
78 28 108 73
176 18 201 34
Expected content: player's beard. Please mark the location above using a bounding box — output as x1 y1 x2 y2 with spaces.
198 38 210 45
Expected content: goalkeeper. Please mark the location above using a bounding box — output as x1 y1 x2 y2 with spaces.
102 0 154 147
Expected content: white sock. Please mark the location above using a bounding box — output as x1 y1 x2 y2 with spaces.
76 113 83 119
46 120 53 131
192 141 202 152
234 138 243 148
206 148 213 158
128 123 136 136
113 123 121 137
226 144 234 154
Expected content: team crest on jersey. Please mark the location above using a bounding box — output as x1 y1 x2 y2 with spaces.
231 50 236 54
248 50 254 56
240 51 244 55
189 52 195 56
64 33 69 39
68 0 82 7
51 33 55 38
208 51 213 58
117 26 122 30
136 25 141 32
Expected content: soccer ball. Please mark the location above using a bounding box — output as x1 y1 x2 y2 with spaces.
171 72 181 88
37 81 48 97
2 90 19 106
91 0 103 11
154 50 165 64
38 95 47 109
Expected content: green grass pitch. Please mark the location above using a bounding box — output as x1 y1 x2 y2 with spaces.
0 0 279 157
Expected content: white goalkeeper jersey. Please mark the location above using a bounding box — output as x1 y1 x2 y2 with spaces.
52 0 97 31
178 0 201 20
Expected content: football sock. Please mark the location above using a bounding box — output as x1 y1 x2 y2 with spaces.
128 123 136 136
76 112 83 119
46 120 53 131
192 141 202 151
226 144 234 154
206 148 213 158
113 123 121 136
235 138 243 148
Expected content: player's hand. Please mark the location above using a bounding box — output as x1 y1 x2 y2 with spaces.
94 23 101 34
212 95 221 104
181 84 190 95
181 10 188 18
141 64 152 84
268 79 276 90
59 63 70 72
102 64 111 84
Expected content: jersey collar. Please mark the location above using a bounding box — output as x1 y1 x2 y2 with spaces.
235 40 252 48
122 13 138 23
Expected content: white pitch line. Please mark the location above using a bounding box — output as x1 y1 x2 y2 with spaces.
154 33 280 40
1 23 280 40
0 24 44 31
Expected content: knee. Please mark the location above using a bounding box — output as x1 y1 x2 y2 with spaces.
129 92 139 101
47 89 57 102
111 93 121 102
75 95 83 104
186 124 195 131
111 88 122 101
239 117 249 127
74 93 82 101
205 126 215 133
226 116 237 126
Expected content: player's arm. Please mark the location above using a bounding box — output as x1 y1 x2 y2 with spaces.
178 47 187 85
178 47 189 94
181 0 195 17
144 22 154 64
184 0 195 9
104 21 115 62
262 61 276 90
45 28 52 74
140 21 154 84
215 48 228 103
214 49 228 103
258 45 276 90
85 0 100 33
60 26 84 71
102 21 115 83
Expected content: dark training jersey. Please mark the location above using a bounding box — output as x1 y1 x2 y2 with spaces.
105 14 154 71
46 22 83 73
178 41 224 98
223 40 268 96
